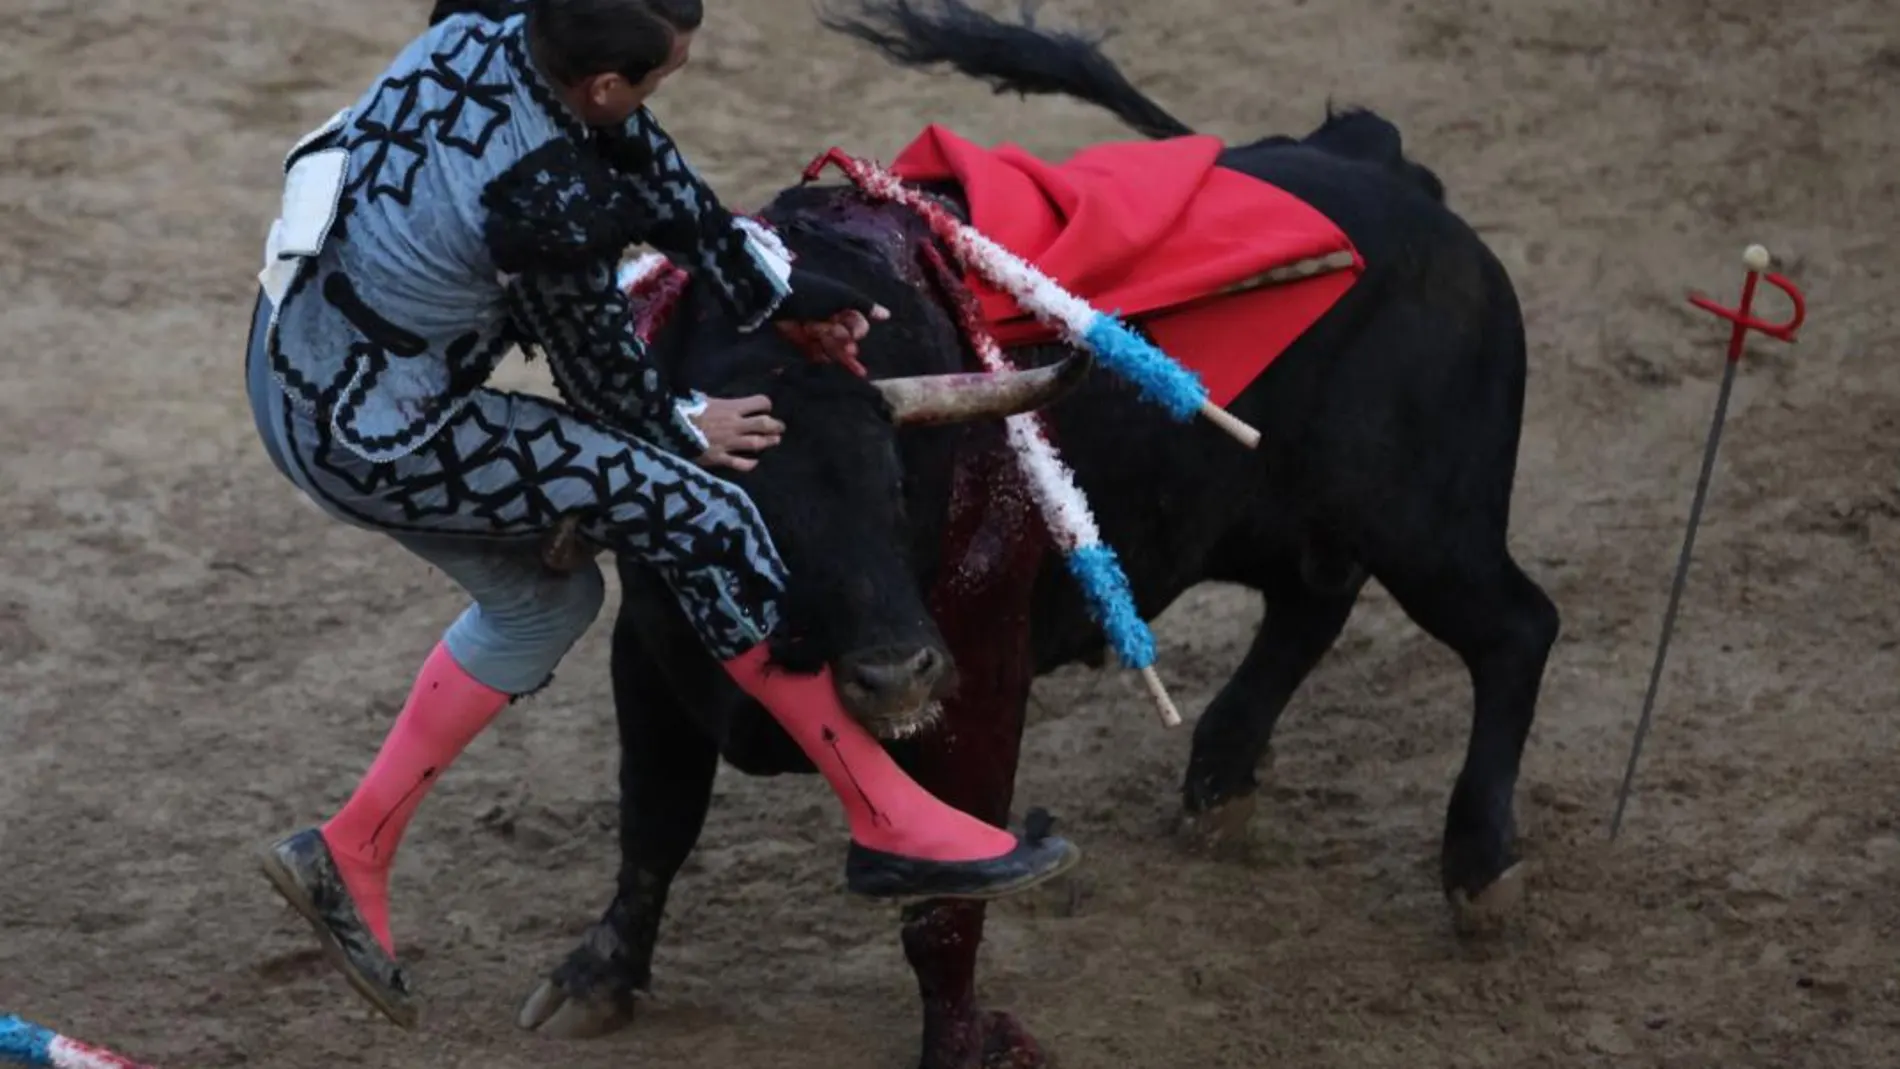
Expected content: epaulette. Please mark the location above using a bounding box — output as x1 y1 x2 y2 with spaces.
479 138 654 275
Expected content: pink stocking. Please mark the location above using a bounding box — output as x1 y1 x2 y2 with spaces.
722 643 1017 862
318 642 509 953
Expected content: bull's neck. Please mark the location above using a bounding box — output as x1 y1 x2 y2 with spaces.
773 200 935 268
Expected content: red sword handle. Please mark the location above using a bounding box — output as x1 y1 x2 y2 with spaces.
1685 246 1807 358
1610 243 1811 839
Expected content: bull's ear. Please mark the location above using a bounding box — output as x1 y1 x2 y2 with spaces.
873 352 1093 427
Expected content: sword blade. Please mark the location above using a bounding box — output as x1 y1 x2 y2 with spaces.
1608 346 1745 838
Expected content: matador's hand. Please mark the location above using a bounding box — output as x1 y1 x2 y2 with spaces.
774 307 889 374
692 394 784 473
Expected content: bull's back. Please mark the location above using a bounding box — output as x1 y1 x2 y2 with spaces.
1022 132 1523 673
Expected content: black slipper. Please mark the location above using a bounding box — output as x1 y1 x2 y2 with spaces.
844 808 1081 901
257 828 418 1028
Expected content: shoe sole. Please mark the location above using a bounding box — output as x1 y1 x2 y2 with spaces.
855 842 1083 906
257 846 419 1029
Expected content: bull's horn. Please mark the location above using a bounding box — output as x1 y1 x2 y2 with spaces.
873 352 1093 427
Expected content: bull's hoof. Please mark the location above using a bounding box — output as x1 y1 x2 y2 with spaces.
978 1010 1048 1069
1447 861 1526 937
516 974 640 1039
515 925 646 1041
1175 790 1257 855
923 1010 1049 1069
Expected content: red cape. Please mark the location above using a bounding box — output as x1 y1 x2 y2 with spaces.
888 125 1363 407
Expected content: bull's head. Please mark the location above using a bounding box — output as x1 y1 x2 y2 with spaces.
613 201 1091 738
723 349 1088 738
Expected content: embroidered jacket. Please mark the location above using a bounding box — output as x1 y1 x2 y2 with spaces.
259 8 789 463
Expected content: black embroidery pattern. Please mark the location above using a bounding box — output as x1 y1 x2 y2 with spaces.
324 272 427 356
606 110 789 329
419 31 515 157
265 12 780 511
283 388 785 659
268 17 526 457
487 51 783 330
269 263 339 413
328 312 515 461
505 263 703 458
480 139 654 274
347 19 514 206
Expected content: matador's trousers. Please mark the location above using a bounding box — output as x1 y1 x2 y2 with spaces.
245 291 788 694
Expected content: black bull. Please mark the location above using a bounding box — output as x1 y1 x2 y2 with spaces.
517 2 1560 1065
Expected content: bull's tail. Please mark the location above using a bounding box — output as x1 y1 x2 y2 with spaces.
818 0 1197 140
821 1 1446 203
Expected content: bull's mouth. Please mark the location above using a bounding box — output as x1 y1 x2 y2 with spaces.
846 694 945 740
834 652 956 740
836 681 948 740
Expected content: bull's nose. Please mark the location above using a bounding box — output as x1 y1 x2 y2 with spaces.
847 646 946 696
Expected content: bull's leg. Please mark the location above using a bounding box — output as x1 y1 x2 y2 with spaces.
1179 553 1365 847
901 441 1050 1069
516 622 718 1038
900 629 1042 1069
1370 549 1559 929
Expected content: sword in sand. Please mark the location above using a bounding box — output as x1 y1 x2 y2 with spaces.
1608 244 1807 839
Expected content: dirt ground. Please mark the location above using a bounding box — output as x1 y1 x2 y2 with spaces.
2 0 1896 1066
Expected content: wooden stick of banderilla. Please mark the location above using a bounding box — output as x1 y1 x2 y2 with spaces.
1140 665 1183 727
1198 403 1261 450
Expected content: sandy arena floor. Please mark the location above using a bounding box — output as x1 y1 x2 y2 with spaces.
2 0 1897 1066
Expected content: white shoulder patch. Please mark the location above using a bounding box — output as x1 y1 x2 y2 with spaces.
258 108 354 305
